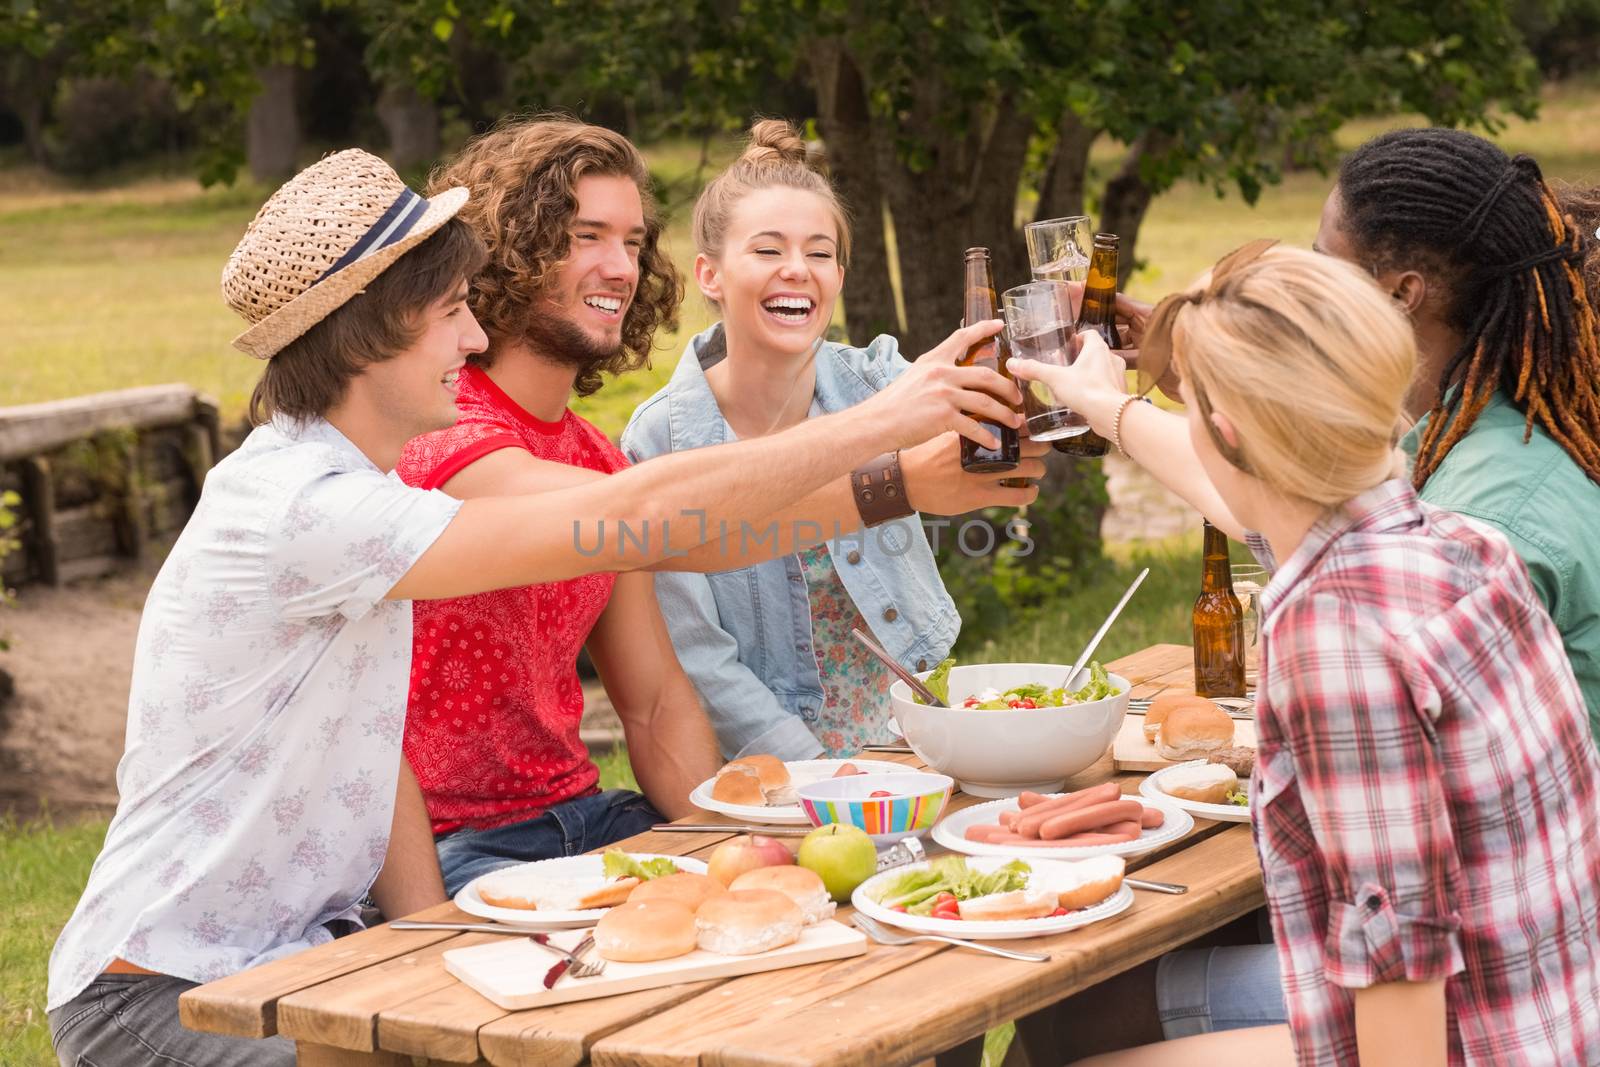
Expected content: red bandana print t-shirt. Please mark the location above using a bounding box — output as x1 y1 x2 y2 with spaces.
395 364 627 833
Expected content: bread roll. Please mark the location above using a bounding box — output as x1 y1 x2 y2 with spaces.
1144 694 1215 743
594 899 698 962
1160 762 1239 804
695 889 804 955
729 865 835 924
725 754 797 805
956 888 1058 922
710 764 766 806
1044 855 1125 911
1157 703 1234 760
627 871 725 911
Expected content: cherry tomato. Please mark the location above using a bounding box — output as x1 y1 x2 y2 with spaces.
869 790 893 798
933 906 961 921
1050 907 1069 917
932 892 957 906
891 904 908 913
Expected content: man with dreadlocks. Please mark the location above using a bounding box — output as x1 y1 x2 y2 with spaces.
1311 127 1600 739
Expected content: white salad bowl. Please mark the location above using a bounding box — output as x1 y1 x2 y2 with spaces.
888 662 1130 798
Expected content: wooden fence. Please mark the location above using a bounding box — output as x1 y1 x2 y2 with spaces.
0 385 222 587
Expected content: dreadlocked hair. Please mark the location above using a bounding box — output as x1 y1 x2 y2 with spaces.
1336 127 1600 488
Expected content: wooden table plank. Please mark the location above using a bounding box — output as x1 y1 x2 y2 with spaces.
177 901 477 1039
683 827 1263 1067
276 932 501 1051
477 982 723 1067
588 940 945 1067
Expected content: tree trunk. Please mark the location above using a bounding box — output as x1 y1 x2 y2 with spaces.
376 83 440 171
967 98 1035 297
1099 132 1171 288
247 63 301 184
4 51 60 167
813 39 900 343
1036 113 1097 222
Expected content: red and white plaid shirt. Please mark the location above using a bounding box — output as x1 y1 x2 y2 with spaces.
1248 478 1600 1066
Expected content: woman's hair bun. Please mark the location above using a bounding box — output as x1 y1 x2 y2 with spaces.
740 119 809 168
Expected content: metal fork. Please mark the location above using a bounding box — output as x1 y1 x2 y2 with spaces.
851 913 1049 962
530 932 606 981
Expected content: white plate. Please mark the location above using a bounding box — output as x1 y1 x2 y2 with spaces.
690 759 917 824
851 856 1135 940
932 794 1192 860
1140 761 1252 824
455 853 708 929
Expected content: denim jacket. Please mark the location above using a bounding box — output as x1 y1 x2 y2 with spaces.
620 323 959 760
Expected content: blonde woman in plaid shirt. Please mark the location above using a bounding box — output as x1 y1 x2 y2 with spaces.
1012 244 1600 1066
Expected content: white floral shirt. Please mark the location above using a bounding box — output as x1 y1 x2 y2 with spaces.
48 417 460 1009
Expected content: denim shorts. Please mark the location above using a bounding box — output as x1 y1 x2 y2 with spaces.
49 973 294 1067
1155 943 1288 1039
434 788 665 897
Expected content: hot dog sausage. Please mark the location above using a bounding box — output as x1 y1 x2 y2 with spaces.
1014 782 1121 836
1139 805 1165 829
1038 799 1144 840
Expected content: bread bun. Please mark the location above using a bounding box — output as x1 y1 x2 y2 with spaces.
1144 694 1214 743
710 764 767 806
594 899 698 963
1044 855 1125 911
627 872 725 912
729 865 835 924
1160 762 1239 805
956 888 1058 922
476 870 641 911
1157 702 1234 760
721 754 797 805
695 889 805 955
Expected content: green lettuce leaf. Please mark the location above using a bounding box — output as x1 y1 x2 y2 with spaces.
603 850 679 881
918 657 957 705
872 857 1033 915
1002 683 1052 702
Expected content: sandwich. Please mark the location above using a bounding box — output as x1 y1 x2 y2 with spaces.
956 887 1058 921
1042 855 1125 911
594 899 698 963
729 865 836 924
1160 762 1239 805
695 889 806 955
710 754 798 806
476 868 639 911
1156 702 1234 761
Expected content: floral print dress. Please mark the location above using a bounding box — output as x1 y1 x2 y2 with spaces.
798 544 899 757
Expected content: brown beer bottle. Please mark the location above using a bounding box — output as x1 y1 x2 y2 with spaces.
958 247 1021 475
1192 520 1246 697
1054 232 1121 457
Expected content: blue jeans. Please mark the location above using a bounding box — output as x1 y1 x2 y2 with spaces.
50 974 294 1067
434 789 665 897
1155 943 1288 1038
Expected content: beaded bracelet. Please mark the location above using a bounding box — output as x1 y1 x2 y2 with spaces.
1110 395 1145 456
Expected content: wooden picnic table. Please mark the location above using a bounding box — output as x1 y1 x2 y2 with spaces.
179 643 1264 1067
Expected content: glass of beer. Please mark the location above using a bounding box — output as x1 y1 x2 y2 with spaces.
1231 564 1269 646
1001 281 1089 441
1024 216 1092 315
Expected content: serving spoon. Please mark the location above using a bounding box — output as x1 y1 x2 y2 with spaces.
1060 568 1149 691
851 627 946 707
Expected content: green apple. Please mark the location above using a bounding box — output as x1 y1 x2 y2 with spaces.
797 824 878 903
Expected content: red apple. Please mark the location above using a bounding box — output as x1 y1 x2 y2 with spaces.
707 834 796 887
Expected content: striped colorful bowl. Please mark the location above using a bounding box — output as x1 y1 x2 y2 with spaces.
796 771 954 845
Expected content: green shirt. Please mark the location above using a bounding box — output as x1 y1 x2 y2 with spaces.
1403 391 1600 737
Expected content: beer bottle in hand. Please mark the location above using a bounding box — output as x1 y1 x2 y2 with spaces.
1055 233 1122 458
959 247 1021 475
1192 520 1246 697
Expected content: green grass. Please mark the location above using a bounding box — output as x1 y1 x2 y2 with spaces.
0 816 111 1067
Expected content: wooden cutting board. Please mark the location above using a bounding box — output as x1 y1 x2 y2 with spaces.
1113 713 1257 772
444 919 868 1010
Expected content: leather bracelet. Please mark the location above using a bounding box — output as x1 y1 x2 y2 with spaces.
850 451 914 527
1110 395 1144 456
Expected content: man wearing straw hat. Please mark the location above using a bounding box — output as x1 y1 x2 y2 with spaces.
46 148 1019 1066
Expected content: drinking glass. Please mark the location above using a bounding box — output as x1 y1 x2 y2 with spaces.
1231 564 1269 646
1001 281 1088 441
1024 216 1092 316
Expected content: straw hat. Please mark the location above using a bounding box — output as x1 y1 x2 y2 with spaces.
222 149 468 359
